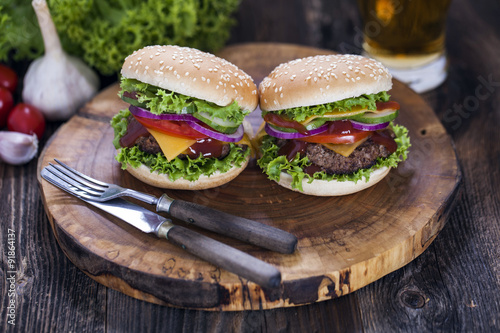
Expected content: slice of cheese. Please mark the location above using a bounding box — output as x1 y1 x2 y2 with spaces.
321 137 368 157
147 127 252 161
146 128 197 161
235 133 252 148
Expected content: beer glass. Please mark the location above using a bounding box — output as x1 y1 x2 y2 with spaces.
357 0 452 93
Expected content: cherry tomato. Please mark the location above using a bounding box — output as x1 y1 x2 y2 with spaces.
0 87 14 128
7 103 46 140
0 64 18 93
133 115 207 139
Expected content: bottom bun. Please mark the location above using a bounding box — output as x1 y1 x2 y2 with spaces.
123 155 250 190
277 166 391 196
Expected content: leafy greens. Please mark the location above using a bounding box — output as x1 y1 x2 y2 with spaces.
120 78 249 125
270 91 391 122
0 0 240 75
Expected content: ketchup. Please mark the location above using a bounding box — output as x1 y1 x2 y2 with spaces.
119 117 150 148
303 164 321 176
326 119 359 135
122 91 138 100
371 130 397 153
185 138 227 159
264 113 310 135
278 140 309 162
376 101 400 111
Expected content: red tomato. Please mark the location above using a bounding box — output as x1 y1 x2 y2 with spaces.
298 130 371 144
7 103 46 140
0 64 18 93
133 115 207 139
298 120 372 144
0 87 14 128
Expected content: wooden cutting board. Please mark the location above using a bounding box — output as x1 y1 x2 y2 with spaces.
37 43 461 311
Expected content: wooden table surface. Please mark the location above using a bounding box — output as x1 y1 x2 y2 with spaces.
1 0 499 331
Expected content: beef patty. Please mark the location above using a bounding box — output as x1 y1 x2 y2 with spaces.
306 139 391 174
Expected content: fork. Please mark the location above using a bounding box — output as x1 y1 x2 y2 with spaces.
42 159 297 254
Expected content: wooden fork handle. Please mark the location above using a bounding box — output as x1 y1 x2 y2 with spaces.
157 195 297 254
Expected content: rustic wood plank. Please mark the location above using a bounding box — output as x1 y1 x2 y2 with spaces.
2 0 499 331
354 0 500 331
0 123 107 333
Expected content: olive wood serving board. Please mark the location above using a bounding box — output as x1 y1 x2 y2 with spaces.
37 43 461 311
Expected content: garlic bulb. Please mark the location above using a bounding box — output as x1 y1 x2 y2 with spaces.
0 132 38 165
22 0 99 121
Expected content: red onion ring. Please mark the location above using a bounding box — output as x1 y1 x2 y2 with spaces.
264 123 328 139
350 120 389 131
188 122 244 142
129 105 244 142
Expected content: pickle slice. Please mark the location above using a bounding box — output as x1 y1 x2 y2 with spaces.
350 109 399 124
193 112 240 134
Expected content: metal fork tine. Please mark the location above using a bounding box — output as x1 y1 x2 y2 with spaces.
54 158 109 188
46 165 104 197
43 166 101 201
50 161 107 192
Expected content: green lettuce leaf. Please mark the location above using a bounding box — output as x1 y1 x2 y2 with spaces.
0 0 240 75
110 109 131 149
115 144 249 182
110 108 249 181
270 91 391 122
120 77 249 125
257 123 411 192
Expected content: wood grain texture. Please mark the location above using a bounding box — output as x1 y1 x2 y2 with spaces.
2 0 499 331
37 43 460 310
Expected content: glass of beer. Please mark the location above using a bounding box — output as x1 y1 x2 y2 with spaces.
357 0 452 93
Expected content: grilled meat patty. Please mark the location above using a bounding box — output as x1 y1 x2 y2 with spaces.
306 140 391 175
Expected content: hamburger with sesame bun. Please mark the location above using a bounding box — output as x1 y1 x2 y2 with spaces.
111 45 258 190
256 54 410 196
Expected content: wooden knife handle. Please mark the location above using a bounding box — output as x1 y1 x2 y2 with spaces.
157 223 281 289
157 195 297 254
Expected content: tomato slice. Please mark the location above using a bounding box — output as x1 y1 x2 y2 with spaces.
298 130 371 144
297 119 372 144
133 115 207 139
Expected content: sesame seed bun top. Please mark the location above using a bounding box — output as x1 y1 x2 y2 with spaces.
121 45 259 112
259 54 393 111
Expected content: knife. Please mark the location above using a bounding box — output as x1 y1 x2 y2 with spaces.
42 166 281 288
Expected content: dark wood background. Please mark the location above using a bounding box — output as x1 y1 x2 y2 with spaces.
1 0 499 331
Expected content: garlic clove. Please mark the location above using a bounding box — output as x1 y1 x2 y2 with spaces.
0 131 39 165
